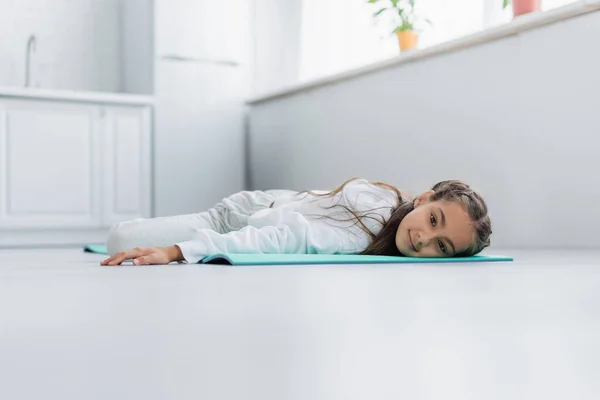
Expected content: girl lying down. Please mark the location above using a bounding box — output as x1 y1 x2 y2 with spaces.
101 178 492 266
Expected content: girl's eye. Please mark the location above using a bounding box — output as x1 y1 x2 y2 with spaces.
438 240 446 253
430 214 437 227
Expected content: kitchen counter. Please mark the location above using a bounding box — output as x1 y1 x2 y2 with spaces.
0 86 154 106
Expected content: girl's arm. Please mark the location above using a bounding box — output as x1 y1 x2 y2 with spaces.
103 214 354 266
101 208 373 266
101 224 319 266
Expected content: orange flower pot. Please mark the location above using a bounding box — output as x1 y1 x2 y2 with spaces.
396 30 418 52
513 0 541 17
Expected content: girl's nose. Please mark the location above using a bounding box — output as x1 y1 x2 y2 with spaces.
417 231 434 248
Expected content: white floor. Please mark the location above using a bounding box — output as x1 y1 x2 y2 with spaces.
1 248 599 400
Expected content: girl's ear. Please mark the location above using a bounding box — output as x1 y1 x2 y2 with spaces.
414 190 435 208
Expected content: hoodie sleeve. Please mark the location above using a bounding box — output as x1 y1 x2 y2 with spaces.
175 209 359 263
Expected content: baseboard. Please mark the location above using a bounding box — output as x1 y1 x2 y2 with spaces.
0 229 109 248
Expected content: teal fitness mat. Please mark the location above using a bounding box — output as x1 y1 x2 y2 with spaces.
84 244 512 265
200 253 513 265
84 244 108 255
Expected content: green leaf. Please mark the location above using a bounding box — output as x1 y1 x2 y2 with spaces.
391 0 399 7
367 0 380 3
374 7 387 17
409 0 415 8
503 0 510 8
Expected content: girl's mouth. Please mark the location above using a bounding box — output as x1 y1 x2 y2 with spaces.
408 230 417 252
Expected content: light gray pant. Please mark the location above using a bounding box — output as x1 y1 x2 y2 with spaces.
106 190 295 255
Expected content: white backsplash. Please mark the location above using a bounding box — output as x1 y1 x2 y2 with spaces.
0 0 122 92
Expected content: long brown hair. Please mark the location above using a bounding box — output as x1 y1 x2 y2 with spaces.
300 178 492 257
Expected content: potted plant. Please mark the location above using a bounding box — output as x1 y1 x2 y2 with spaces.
368 0 431 52
503 0 541 18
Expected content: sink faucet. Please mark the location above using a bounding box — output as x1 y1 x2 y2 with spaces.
25 35 36 87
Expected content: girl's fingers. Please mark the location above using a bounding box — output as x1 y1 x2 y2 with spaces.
108 250 138 265
103 248 147 266
101 255 117 265
133 255 151 266
108 253 131 266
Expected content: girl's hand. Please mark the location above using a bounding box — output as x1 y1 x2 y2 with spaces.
100 245 184 266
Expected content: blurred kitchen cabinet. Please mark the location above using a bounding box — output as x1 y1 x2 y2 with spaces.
0 96 151 246
100 106 152 226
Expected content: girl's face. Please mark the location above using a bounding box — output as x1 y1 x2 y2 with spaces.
395 191 475 257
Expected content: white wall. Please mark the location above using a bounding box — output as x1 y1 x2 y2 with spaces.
248 11 600 250
0 0 122 92
252 0 303 95
121 0 154 95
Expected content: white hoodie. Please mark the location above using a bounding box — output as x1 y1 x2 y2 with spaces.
176 179 402 263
